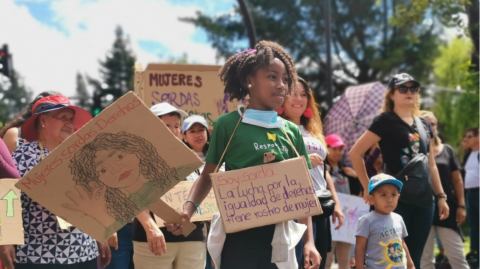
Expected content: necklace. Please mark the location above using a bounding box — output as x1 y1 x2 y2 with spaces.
38 141 45 160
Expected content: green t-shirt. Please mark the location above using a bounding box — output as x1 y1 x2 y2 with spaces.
205 111 312 170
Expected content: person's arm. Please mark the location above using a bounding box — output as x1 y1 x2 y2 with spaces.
428 144 449 220
452 170 466 225
2 128 19 154
364 147 381 169
325 170 344 229
0 139 20 179
167 162 217 235
355 236 367 269
349 131 380 202
136 210 166 255
298 217 321 269
403 239 415 269
97 240 112 268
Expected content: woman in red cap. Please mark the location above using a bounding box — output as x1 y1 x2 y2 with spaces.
0 91 57 153
0 94 111 269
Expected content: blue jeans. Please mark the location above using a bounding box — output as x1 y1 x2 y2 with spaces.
394 201 434 269
467 189 479 253
105 223 134 269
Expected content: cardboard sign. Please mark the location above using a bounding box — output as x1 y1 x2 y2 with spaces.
134 64 244 128
15 92 203 241
210 157 322 233
148 198 196 236
0 179 23 245
330 193 370 244
154 181 218 227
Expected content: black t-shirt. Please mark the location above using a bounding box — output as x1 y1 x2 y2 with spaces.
132 212 205 243
368 112 434 175
433 144 460 229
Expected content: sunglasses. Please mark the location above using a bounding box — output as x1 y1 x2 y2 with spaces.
395 86 420 94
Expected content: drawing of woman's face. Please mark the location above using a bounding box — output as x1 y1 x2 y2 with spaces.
94 149 140 189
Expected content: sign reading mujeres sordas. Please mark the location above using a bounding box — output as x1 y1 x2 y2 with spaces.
134 64 244 128
210 157 322 233
15 92 203 241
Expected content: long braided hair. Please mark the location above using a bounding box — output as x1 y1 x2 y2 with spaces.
219 40 298 102
69 131 178 222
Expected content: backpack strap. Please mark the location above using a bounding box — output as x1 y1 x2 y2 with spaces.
414 117 428 155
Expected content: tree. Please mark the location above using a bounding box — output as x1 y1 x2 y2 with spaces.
75 72 90 110
182 0 441 108
431 38 479 154
88 26 137 115
391 0 479 72
98 26 137 98
0 72 33 126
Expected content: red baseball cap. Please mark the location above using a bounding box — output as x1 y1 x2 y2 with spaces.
325 134 347 148
22 94 92 141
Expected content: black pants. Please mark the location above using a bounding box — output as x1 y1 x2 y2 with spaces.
394 201 434 269
296 215 331 269
312 215 331 269
221 224 277 269
15 259 97 269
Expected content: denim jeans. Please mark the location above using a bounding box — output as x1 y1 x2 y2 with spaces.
106 223 134 269
394 201 434 269
467 189 479 253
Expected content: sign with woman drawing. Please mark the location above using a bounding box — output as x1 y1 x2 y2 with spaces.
330 193 370 244
16 92 203 241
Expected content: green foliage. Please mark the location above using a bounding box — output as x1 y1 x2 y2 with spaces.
391 0 467 29
98 26 137 98
182 0 441 107
75 72 90 110
0 72 32 127
390 0 479 72
432 38 479 154
88 26 137 114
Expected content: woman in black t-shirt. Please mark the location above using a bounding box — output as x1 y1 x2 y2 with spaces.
349 73 449 269
419 111 469 269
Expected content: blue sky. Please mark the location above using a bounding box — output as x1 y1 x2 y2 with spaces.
1 0 236 97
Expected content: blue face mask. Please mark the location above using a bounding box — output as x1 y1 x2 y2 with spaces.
238 105 285 129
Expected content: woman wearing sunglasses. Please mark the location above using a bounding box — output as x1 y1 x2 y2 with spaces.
349 73 449 269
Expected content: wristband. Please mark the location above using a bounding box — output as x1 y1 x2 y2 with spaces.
184 200 200 216
458 205 466 209
436 193 447 201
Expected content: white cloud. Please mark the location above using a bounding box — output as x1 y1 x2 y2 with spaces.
1 0 233 99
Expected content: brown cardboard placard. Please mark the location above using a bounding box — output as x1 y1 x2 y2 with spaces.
134 64 245 128
154 181 218 227
210 156 322 233
148 198 196 236
15 92 203 241
0 179 23 245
